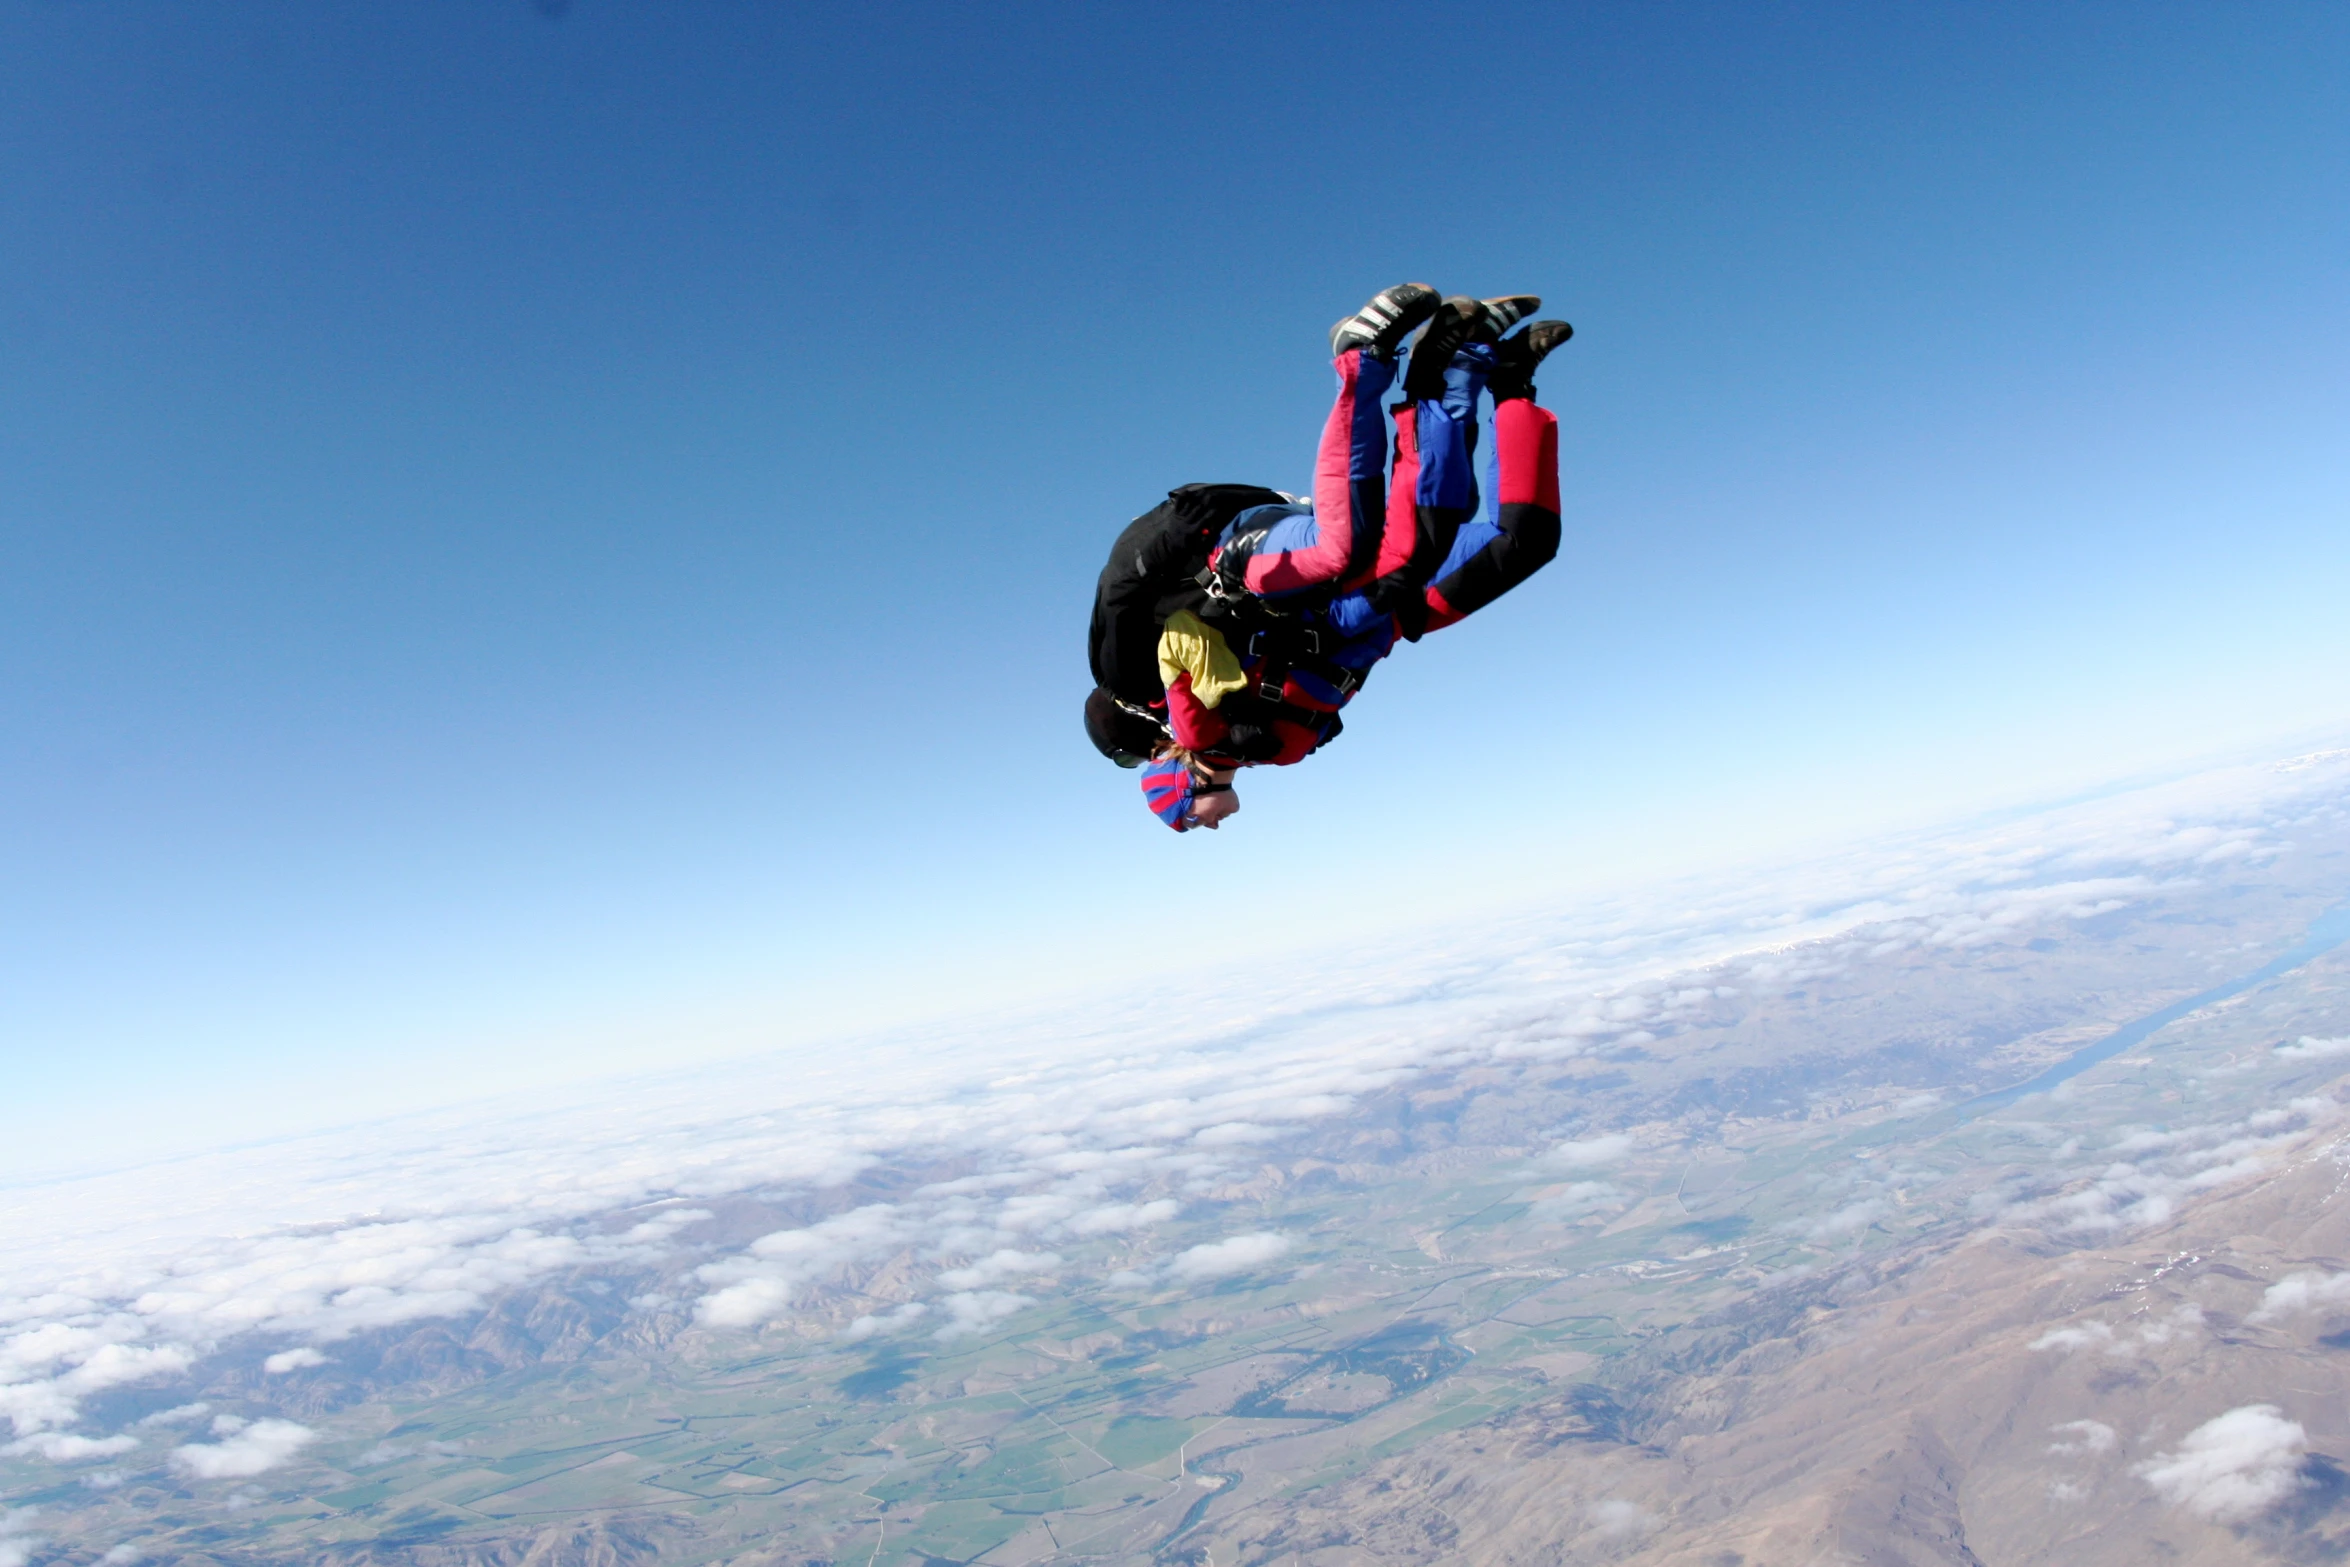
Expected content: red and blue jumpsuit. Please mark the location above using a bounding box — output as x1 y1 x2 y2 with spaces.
1169 340 1562 761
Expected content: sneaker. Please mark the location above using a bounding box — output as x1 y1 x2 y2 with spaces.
1400 295 1483 401
1469 294 1543 343
1329 283 1440 360
1488 319 1573 402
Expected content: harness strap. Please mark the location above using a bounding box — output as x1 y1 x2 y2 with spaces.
1247 625 1360 704
1195 565 1308 618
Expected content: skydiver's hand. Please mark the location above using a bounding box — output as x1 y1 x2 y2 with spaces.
1364 575 1431 641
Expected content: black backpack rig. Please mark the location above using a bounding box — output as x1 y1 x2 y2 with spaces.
1085 484 1359 767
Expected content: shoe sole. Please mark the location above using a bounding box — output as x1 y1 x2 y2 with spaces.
1330 283 1439 358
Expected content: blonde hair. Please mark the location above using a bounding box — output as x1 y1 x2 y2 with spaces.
1152 741 1214 780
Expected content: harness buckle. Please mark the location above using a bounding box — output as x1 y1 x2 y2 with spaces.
1247 626 1322 657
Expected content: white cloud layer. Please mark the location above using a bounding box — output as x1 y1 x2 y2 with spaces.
1 749 2347 1466
2135 1404 2307 1522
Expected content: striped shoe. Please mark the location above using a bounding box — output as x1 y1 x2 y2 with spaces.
1329 282 1440 360
1470 294 1543 343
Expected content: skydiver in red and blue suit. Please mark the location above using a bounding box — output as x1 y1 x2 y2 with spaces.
1084 284 1571 831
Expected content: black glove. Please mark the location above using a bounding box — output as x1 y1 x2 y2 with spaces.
1365 575 1432 641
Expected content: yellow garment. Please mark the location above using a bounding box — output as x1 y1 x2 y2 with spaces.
1157 610 1247 708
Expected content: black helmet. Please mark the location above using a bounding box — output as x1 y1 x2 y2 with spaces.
1084 687 1164 768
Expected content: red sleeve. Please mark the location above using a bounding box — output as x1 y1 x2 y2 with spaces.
1268 718 1321 765
1163 672 1230 752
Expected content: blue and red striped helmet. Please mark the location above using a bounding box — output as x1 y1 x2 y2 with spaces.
1140 757 1196 831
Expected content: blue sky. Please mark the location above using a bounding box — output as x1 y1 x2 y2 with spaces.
3 1 2345 1174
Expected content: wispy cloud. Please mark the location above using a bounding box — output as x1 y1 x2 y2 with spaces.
1193 1122 1289 1147
0 1508 42 1567
1168 1232 1291 1281
2250 1269 2350 1324
843 1303 928 1341
2047 1419 2117 1455
1065 1199 1179 1235
1585 1498 1659 1539
1545 1133 1634 1168
692 1205 915 1330
131 1403 208 1428
2276 1035 2350 1061
2030 1322 2118 1354
1991 1097 2338 1236
1529 1181 1626 1221
169 1416 317 1480
935 1249 1060 1291
1 1431 136 1462
1109 1231 1297 1289
1799 1199 1889 1242
2030 1306 2203 1358
932 1291 1032 1340
354 1437 464 1465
